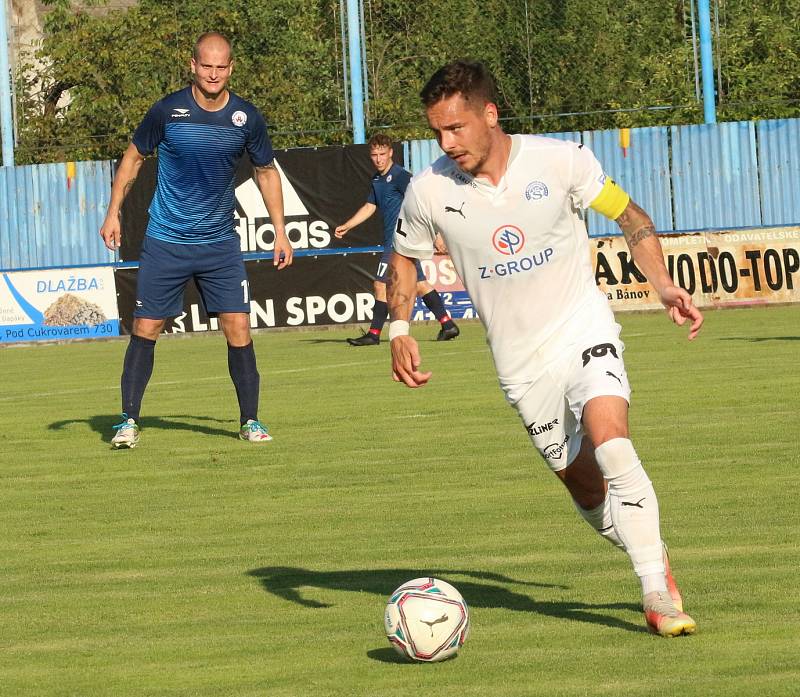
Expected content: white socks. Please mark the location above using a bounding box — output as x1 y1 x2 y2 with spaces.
590 438 666 592
573 495 624 549
575 493 667 594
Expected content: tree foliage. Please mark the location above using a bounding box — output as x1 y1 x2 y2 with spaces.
13 0 800 164
15 0 347 162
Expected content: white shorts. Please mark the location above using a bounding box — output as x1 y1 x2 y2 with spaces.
503 321 631 472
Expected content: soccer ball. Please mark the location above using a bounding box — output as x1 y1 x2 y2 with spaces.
384 577 470 662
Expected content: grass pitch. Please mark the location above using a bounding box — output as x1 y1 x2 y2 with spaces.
1 305 798 696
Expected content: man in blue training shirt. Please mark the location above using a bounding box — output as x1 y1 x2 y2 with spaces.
100 31 293 448
334 133 459 345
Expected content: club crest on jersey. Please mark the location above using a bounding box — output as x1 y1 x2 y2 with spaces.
232 111 247 127
492 225 525 255
386 174 393 182
525 181 549 201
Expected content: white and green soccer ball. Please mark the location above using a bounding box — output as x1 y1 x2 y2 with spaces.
384 577 470 662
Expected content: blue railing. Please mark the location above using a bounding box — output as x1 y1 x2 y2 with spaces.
407 119 800 237
3 118 800 271
0 160 114 270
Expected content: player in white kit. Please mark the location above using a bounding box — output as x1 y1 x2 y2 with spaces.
387 61 703 637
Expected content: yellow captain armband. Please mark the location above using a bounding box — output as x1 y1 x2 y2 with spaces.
589 178 630 220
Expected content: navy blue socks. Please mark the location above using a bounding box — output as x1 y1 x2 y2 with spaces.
228 341 260 425
421 291 454 326
369 300 389 335
121 334 156 421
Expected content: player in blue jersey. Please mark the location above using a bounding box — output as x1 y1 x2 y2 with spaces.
99 32 293 448
334 134 459 346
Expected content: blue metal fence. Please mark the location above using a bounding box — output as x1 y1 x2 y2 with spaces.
670 121 761 230
584 126 673 236
0 160 114 270
756 119 800 227
406 119 800 237
2 118 800 272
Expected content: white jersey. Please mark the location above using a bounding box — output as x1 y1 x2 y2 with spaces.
395 134 617 386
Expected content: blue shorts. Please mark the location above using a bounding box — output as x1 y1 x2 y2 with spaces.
376 250 426 283
134 236 249 318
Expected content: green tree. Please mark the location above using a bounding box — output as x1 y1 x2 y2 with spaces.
15 0 347 163
714 0 800 122
14 0 800 164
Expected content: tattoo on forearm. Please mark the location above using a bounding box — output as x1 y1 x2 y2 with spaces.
616 199 657 248
122 177 136 197
386 264 412 316
625 225 656 248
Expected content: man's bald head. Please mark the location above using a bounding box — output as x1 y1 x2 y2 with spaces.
192 32 233 62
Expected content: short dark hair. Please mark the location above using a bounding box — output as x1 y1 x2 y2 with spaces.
193 32 233 61
420 60 498 108
367 133 393 149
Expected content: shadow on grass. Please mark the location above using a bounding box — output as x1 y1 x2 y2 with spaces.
297 332 349 346
718 336 800 342
366 647 412 664
296 335 461 345
48 414 236 443
246 566 643 634
366 647 464 664
296 337 366 345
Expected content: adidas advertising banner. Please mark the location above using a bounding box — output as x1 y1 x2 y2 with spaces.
592 226 800 310
0 267 120 343
119 144 389 261
114 253 383 333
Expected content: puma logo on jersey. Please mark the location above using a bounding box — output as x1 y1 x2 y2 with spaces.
445 202 466 218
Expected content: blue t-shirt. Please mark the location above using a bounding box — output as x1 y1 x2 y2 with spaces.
367 163 412 249
133 86 274 244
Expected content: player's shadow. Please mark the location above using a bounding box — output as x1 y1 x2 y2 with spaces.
297 337 368 344
296 336 459 345
48 414 236 443
245 566 644 638
718 336 800 342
